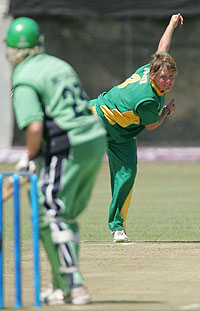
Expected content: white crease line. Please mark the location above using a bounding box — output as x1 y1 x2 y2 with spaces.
180 303 200 310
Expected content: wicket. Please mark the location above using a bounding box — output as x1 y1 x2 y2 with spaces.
0 172 41 308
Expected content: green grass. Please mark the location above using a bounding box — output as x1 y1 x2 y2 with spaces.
1 161 200 242
79 161 200 242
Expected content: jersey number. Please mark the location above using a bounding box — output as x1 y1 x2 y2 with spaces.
118 74 141 89
62 83 88 117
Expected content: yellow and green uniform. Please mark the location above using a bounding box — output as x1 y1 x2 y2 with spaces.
89 63 166 231
12 53 106 296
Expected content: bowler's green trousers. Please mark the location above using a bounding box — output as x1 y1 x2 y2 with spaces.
107 136 137 231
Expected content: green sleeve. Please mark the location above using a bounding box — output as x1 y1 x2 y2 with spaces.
136 101 159 125
13 85 44 130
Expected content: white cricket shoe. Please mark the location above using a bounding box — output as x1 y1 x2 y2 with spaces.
112 230 128 243
40 284 53 302
71 285 91 305
42 288 65 305
41 284 90 305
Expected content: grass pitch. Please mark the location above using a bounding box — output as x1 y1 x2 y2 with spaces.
1 161 200 310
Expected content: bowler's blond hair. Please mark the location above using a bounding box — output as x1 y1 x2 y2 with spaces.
149 52 178 79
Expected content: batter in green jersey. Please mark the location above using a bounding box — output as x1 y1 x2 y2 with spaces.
89 13 184 243
6 17 106 305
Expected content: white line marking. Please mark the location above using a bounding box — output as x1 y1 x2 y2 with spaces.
119 242 135 245
181 303 200 310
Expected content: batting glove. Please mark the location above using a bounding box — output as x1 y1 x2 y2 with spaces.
15 151 36 173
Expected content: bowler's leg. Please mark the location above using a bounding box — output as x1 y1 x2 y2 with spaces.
107 138 137 241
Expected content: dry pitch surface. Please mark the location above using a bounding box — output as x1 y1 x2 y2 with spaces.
3 240 200 311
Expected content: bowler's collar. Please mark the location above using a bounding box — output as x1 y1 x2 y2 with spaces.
150 80 169 97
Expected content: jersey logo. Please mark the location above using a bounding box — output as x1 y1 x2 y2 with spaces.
140 68 149 84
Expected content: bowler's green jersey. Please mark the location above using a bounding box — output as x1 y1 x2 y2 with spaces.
89 63 166 142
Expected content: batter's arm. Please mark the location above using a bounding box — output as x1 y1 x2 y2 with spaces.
156 13 183 53
145 99 175 130
26 121 43 160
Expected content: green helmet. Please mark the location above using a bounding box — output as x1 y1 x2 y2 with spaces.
6 17 41 49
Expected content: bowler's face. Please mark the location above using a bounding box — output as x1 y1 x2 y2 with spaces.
153 65 175 92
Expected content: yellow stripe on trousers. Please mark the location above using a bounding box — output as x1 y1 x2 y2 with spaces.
120 186 134 230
